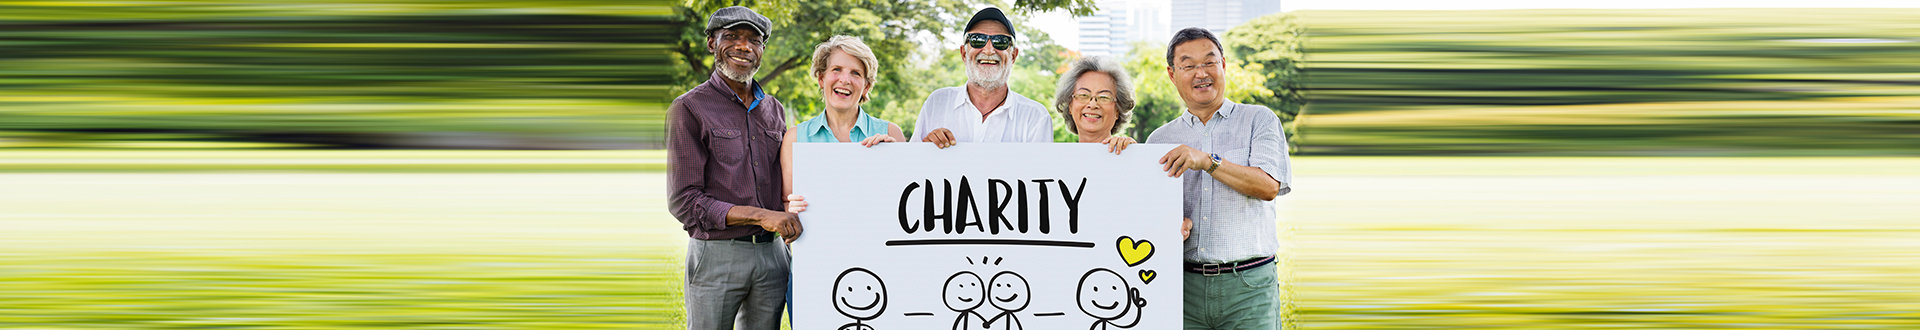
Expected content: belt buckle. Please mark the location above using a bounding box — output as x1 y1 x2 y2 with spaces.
737 232 770 243
1201 263 1226 277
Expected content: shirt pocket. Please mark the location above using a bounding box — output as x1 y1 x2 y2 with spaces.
708 128 745 164
763 129 784 144
1217 133 1253 166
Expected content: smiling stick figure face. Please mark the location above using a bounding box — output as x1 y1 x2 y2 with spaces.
943 271 985 311
833 268 887 320
1077 268 1131 320
987 271 1031 311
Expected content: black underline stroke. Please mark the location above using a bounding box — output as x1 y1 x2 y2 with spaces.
903 312 935 317
1035 312 1067 317
885 239 1095 248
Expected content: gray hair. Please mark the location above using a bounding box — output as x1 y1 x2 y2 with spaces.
1053 56 1135 135
809 35 881 103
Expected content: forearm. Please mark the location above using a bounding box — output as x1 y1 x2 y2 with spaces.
1212 160 1281 200
724 205 782 227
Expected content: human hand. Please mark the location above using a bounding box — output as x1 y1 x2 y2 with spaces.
1182 217 1193 241
786 194 807 213
922 128 956 149
758 211 802 243
1101 135 1135 154
859 135 897 148
1159 145 1210 177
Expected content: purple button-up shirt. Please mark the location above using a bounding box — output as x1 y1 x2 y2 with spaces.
667 70 787 240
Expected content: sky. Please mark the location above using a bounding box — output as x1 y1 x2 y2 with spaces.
1027 0 1919 54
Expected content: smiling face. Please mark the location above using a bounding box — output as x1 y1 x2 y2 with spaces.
987 271 1030 311
817 50 871 112
1069 71 1120 136
961 22 1017 90
833 268 887 320
942 271 985 311
1076 269 1130 320
708 27 764 83
1166 38 1224 110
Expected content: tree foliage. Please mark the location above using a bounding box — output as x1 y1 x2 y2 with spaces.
1224 13 1307 149
671 0 1097 130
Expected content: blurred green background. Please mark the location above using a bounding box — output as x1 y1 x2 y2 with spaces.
0 0 674 149
4 0 1918 329
1298 9 1920 155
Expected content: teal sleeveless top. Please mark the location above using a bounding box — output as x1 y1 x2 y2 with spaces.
797 109 893 143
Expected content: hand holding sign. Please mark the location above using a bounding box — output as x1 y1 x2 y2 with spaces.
791 143 1182 329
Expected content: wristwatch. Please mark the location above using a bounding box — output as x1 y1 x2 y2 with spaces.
1205 153 1222 173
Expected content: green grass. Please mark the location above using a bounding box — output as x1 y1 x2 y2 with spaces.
1 169 686 329
3 151 1917 328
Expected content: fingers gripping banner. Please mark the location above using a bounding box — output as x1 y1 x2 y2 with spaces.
792 143 1182 330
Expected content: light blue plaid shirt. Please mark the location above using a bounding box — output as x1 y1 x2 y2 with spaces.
1146 100 1292 263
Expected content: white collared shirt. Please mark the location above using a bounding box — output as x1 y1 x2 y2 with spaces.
910 86 1054 143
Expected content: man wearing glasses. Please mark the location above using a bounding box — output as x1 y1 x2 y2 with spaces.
667 6 801 330
1148 27 1292 330
912 7 1054 148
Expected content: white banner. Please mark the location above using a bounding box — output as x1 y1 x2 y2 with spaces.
792 143 1182 330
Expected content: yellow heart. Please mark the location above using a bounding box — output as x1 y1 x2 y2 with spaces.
1116 236 1154 267
1139 270 1157 284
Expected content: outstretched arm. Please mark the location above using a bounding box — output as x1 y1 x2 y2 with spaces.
1159 145 1283 200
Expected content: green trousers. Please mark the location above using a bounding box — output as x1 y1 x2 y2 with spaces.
1183 262 1282 330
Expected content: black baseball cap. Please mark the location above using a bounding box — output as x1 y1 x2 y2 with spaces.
964 7 1016 37
706 6 772 39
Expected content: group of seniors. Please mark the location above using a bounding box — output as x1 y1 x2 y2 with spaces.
668 5 1291 330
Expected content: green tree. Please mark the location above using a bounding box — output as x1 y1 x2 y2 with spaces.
1121 43 1182 142
671 0 1097 128
1224 13 1306 151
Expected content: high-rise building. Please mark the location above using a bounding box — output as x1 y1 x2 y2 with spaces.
1077 0 1174 58
1077 0 1128 57
1170 0 1281 37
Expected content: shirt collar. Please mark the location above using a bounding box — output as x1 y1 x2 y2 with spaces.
956 88 1021 119
1181 99 1238 126
707 70 766 111
805 109 873 137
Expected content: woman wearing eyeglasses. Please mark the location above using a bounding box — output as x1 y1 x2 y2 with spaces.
1052 56 1138 154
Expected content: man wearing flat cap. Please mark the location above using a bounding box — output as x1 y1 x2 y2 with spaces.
913 7 1053 148
667 6 800 330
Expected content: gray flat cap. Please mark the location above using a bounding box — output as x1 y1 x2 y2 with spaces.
706 6 772 39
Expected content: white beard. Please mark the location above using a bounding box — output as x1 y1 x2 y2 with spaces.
965 55 1010 89
716 62 758 84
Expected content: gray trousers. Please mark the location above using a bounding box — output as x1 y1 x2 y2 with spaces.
685 238 790 330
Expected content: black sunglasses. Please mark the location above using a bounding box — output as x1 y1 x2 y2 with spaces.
966 33 1014 50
